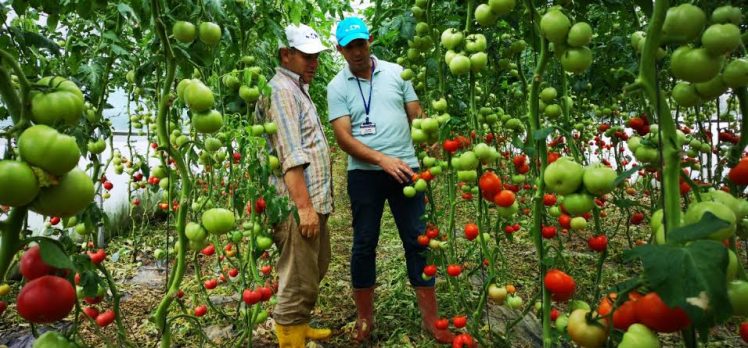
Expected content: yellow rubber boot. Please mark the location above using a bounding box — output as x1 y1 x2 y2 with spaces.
304 324 332 340
275 324 306 348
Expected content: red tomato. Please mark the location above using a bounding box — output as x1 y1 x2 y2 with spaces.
630 211 644 225
729 157 748 185
260 265 272 275
464 223 479 241
543 193 557 206
447 264 462 277
423 264 437 277
550 307 560 321
544 269 575 302
494 190 516 207
740 322 748 343
17 275 76 323
558 214 572 229
435 318 449 330
194 304 208 317
517 163 530 174
0 300 6 315
587 235 608 252
541 226 557 239
259 286 273 301
547 152 561 164
103 181 113 191
254 197 266 214
635 292 690 333
452 314 467 328
49 216 60 225
420 170 434 181
243 289 262 305
204 279 218 290
479 171 502 201
443 139 459 153
417 234 430 246
176 289 184 299
88 249 106 265
228 268 239 277
426 227 439 239
453 333 476 348
20 245 56 281
83 306 100 320
95 309 115 327
512 155 526 167
201 244 215 256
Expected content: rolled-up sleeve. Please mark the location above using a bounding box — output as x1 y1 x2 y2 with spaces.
267 88 310 173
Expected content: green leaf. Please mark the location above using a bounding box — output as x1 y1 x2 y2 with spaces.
667 212 731 244
613 165 641 187
625 240 731 329
533 127 554 141
37 238 74 270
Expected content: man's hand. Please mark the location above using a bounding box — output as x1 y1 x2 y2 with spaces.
298 206 320 239
378 155 414 183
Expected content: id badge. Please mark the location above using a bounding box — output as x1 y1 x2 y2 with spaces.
360 121 376 135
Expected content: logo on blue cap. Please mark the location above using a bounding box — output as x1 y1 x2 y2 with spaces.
336 17 370 47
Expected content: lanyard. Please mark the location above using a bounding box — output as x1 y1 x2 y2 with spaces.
355 58 376 123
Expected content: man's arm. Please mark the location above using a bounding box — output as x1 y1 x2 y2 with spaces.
283 166 319 239
330 116 414 183
404 100 424 124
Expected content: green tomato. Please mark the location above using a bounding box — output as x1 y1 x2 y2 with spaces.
728 280 748 316
230 230 243 243
488 0 515 16
465 33 487 53
723 58 748 88
662 3 706 44
172 21 196 43
670 46 723 83
566 22 592 47
32 168 95 218
694 75 728 100
185 222 208 242
506 294 523 309
256 235 273 250
30 77 84 126
264 122 278 135
414 179 428 192
470 52 488 72
184 81 215 113
33 331 76 348
540 10 571 44
582 163 617 196
619 323 660 348
555 314 569 331
560 46 593 74
544 157 584 195
711 5 742 25
474 4 498 27
403 186 416 198
201 208 235 234
459 151 480 170
672 82 702 107
176 79 193 102
198 22 221 46
192 110 223 134
567 309 607 348
701 23 741 56
448 54 471 75
0 160 40 207
683 201 736 240
570 216 588 230
239 85 260 103
540 87 557 102
19 125 81 176
440 29 463 50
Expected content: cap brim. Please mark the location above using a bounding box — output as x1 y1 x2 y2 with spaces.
338 33 370 47
294 42 329 54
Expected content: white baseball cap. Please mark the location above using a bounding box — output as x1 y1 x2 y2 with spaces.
284 24 328 54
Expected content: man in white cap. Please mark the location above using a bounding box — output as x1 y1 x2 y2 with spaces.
255 23 333 348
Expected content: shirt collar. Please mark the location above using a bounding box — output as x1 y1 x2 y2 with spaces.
276 66 310 93
345 55 381 80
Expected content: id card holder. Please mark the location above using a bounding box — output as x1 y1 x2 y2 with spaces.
360 121 376 135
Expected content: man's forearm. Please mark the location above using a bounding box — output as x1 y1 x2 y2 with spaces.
336 132 385 166
283 166 313 209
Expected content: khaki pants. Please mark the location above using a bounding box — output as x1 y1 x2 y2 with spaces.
272 213 330 325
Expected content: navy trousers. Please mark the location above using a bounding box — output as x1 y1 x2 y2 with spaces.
347 169 434 289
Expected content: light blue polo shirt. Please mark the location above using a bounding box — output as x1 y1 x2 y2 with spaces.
327 56 419 171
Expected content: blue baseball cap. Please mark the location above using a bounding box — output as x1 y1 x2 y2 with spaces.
335 17 370 47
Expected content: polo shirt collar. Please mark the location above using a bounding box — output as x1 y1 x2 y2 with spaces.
344 55 381 80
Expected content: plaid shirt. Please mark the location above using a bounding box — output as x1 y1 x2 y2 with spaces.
255 67 333 215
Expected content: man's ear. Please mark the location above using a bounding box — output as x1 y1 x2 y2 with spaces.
368 35 374 44
336 45 343 53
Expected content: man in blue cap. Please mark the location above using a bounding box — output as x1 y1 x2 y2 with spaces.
327 17 455 344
